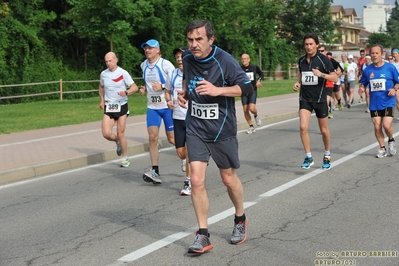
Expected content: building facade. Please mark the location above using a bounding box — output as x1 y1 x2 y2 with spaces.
363 0 392 33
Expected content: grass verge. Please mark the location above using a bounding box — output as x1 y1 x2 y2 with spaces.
0 78 297 134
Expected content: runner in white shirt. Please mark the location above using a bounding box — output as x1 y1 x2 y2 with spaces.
99 52 138 167
390 48 399 120
165 47 191 195
341 54 358 108
139 39 176 185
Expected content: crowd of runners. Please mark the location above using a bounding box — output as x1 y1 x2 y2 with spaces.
97 22 398 255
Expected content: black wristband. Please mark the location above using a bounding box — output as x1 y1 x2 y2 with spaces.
239 83 253 97
125 91 128 96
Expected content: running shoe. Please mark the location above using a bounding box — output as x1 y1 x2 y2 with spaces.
188 232 213 254
328 112 333 119
116 141 122 156
142 169 162 184
347 103 351 109
344 102 348 108
365 108 370 113
181 159 186 172
180 180 191 196
351 99 354 105
322 156 331 170
121 158 130 167
359 96 363 103
230 218 248 245
375 148 387 158
301 157 314 169
338 103 343 111
255 116 261 126
388 141 397 156
246 126 255 134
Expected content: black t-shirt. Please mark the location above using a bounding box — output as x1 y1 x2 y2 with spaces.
241 64 264 90
182 46 251 142
297 52 335 103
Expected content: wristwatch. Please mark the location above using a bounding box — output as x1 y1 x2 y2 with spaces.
124 91 128 96
161 84 166 90
321 73 325 78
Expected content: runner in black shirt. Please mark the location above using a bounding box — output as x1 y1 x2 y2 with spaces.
240 54 264 133
293 33 338 170
178 19 252 254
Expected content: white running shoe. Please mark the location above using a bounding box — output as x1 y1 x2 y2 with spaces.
143 169 162 184
180 180 191 196
255 116 261 126
375 148 387 158
388 141 397 156
181 159 186 172
246 127 255 134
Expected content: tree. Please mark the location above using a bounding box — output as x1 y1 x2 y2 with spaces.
387 0 399 48
367 32 392 48
278 0 339 54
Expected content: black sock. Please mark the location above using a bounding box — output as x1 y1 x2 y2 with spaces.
198 228 208 236
152 166 159 175
338 99 341 105
249 124 254 128
380 146 386 150
234 213 246 224
389 138 395 142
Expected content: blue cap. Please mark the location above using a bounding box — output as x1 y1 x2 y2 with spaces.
141 39 160 49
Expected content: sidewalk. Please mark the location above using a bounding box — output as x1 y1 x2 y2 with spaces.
0 94 300 185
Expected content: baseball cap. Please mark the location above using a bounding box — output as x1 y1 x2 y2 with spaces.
348 54 354 59
365 54 371 59
141 39 160 49
173 47 188 55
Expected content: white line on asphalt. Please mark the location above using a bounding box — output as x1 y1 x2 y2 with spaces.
0 122 146 148
109 131 399 264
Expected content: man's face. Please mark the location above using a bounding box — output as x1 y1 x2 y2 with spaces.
175 51 183 71
360 51 365 58
370 46 383 65
393 51 399 60
241 55 250 66
318 47 327 56
143 46 160 61
186 26 214 59
304 38 318 56
341 54 347 62
105 54 117 71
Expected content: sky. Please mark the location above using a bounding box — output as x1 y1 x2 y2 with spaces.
332 0 397 16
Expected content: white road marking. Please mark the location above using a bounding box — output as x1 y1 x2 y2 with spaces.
0 122 146 148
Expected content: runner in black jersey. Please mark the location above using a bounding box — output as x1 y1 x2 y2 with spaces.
293 33 338 170
178 20 252 254
240 53 264 133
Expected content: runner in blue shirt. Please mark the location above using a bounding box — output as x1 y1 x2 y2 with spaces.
359 44 399 158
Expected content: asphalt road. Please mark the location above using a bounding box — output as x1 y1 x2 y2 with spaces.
1 103 399 266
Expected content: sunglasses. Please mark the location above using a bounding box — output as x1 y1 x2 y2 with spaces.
318 50 325 52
